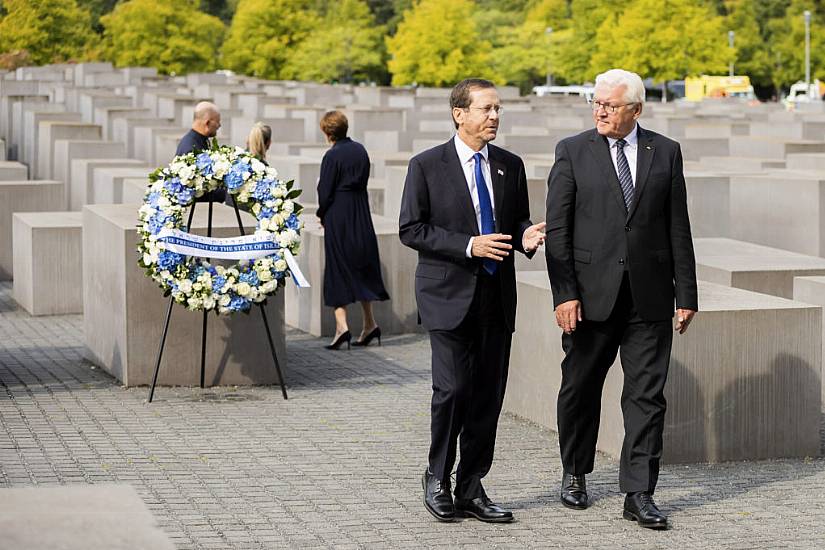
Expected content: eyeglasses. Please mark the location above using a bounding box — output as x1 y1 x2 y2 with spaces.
589 100 637 114
465 104 503 116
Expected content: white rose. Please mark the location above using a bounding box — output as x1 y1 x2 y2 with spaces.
282 200 294 214
274 259 287 272
236 282 251 297
262 281 277 293
151 181 164 192
271 186 286 199
157 196 171 208
178 279 193 294
214 160 231 178
203 296 216 310
219 294 231 306
143 253 154 265
178 165 194 181
187 296 202 310
257 268 272 282
251 158 265 175
265 167 279 179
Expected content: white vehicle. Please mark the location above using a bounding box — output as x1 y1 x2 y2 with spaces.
533 84 594 99
787 79 825 102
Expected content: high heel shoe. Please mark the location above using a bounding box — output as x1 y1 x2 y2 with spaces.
352 327 381 347
325 330 351 350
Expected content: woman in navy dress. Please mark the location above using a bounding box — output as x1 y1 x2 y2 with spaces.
317 111 389 350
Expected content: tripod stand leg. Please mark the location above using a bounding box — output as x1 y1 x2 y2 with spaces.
259 304 288 400
199 199 214 389
147 202 197 403
148 297 175 403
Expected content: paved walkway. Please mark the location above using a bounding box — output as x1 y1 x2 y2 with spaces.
1 282 824 549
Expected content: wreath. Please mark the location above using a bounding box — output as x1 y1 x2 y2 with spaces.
137 143 303 314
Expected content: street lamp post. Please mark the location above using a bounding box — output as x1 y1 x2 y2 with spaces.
728 30 735 77
545 27 553 87
805 10 811 95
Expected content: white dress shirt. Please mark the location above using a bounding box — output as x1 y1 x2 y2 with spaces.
453 135 495 258
606 124 639 187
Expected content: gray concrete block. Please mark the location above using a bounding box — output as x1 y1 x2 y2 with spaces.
91 165 151 204
12 211 82 315
284 214 420 337
82 203 286 386
505 274 821 463
0 484 174 550
793 275 825 410
695 238 825 298
0 180 64 280
53 140 126 209
37 121 101 179
69 158 147 211
268 155 321 204
0 160 27 180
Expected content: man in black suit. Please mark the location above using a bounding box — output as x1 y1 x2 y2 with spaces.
176 101 225 202
400 79 546 523
546 69 698 530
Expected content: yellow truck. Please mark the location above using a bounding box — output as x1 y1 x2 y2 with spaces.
685 75 756 101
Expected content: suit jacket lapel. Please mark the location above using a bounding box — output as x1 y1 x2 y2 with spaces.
627 125 655 222
587 130 627 213
488 147 506 233
441 141 479 234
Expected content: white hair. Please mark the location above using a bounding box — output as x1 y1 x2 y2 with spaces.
594 69 645 104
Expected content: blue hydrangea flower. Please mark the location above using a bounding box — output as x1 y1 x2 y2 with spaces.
147 191 162 207
259 207 274 219
148 214 169 235
175 186 194 204
252 179 273 201
212 275 226 293
157 250 184 271
239 271 259 286
286 213 300 231
164 177 183 195
224 168 245 190
229 295 250 312
195 152 214 176
207 265 218 276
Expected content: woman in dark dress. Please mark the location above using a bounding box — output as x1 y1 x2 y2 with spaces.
317 110 389 350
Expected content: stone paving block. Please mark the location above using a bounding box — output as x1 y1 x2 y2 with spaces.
695 238 825 299
12 211 83 315
507 273 821 463
0 179 64 280
82 203 286 386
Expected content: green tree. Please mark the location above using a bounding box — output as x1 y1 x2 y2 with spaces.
0 0 96 64
222 0 319 79
590 0 731 83
283 0 385 83
387 0 499 86
552 0 625 84
77 0 119 32
770 0 825 90
724 0 776 91
100 0 224 74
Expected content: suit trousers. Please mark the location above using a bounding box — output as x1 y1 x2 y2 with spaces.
428 271 512 499
557 273 673 493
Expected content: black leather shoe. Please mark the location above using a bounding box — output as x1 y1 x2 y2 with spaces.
352 326 381 347
560 472 588 510
324 330 351 350
422 469 454 522
623 492 668 529
455 493 514 523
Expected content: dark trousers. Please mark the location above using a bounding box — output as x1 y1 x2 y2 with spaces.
428 272 512 499
557 274 673 493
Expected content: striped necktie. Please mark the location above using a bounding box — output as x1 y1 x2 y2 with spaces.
615 138 634 210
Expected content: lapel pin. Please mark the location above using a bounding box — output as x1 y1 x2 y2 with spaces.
497 169 504 175
646 146 652 150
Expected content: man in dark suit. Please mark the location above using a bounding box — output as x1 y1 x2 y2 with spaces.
176 101 225 202
546 69 698 530
399 78 546 523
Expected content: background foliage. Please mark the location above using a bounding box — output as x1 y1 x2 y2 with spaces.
0 0 821 97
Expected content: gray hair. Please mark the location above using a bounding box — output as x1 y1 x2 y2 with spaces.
594 69 645 104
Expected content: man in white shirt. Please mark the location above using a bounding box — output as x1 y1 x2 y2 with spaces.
399 78 546 524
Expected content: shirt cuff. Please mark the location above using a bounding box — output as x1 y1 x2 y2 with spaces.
465 237 474 258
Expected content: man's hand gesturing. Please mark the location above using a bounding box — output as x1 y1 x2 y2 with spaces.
522 222 546 252
472 234 512 261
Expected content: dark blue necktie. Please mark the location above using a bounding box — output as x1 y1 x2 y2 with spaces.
474 152 496 275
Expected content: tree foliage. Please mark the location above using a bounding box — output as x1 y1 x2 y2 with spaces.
386 0 498 86
222 0 319 79
0 0 96 64
589 0 731 83
100 0 224 75
769 0 825 88
283 0 386 83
